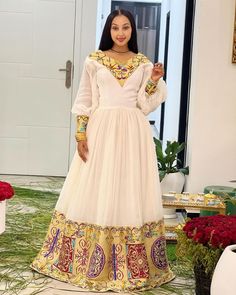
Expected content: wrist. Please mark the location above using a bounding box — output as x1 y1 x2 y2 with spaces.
75 132 87 142
145 78 158 96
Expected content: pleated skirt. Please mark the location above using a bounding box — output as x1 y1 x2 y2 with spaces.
31 106 174 291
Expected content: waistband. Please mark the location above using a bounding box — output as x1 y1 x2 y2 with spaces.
96 105 139 110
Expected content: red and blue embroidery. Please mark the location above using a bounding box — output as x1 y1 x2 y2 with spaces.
127 244 149 279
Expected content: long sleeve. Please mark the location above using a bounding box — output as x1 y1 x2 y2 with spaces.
71 58 92 116
137 63 167 115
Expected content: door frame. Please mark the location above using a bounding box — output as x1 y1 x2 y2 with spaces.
69 0 101 166
177 0 196 168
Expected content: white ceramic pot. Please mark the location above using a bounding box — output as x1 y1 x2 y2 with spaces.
161 172 185 219
0 200 6 234
211 244 236 295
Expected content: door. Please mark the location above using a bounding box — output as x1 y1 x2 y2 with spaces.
0 0 76 176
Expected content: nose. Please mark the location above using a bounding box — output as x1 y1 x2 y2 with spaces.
117 28 125 34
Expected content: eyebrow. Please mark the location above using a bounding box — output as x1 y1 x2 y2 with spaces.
111 23 130 26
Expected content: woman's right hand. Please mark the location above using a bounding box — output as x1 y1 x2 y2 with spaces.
77 140 89 162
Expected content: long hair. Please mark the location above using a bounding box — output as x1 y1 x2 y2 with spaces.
99 9 138 53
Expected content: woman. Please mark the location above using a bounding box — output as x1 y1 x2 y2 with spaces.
31 9 174 291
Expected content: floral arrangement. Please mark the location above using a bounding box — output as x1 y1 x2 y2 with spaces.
0 181 14 202
176 215 236 275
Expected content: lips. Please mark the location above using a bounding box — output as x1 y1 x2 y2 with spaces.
117 38 126 42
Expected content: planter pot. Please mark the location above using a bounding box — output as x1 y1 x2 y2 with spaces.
161 172 185 219
211 244 236 295
194 263 212 295
0 200 6 234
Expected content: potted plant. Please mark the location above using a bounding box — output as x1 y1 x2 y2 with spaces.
176 215 236 295
154 138 189 218
0 181 14 234
154 138 189 183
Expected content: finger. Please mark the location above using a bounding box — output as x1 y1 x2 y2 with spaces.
81 146 88 161
82 155 87 162
79 152 87 162
82 144 88 156
154 62 163 67
84 142 89 153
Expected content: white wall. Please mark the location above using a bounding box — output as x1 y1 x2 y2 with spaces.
185 0 236 192
158 0 186 143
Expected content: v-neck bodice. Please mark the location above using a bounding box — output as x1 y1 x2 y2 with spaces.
71 50 167 116
89 50 150 87
86 50 152 109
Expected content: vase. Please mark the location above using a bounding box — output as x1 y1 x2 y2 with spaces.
194 263 212 295
0 200 6 234
161 172 185 218
211 244 236 295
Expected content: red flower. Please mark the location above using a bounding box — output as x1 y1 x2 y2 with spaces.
0 181 14 202
183 215 236 250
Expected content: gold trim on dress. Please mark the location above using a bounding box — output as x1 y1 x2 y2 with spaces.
145 79 158 96
75 115 89 142
31 210 174 292
89 50 150 87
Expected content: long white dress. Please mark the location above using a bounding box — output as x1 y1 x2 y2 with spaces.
31 50 174 291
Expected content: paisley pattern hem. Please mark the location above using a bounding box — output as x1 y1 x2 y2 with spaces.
30 210 175 292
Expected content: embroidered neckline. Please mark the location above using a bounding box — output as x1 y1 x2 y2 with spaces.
89 50 150 87
98 50 140 65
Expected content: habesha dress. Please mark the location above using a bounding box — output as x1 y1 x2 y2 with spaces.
31 50 175 291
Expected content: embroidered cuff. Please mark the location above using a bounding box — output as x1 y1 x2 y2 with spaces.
75 115 89 141
145 79 159 96
75 132 87 142
76 115 89 132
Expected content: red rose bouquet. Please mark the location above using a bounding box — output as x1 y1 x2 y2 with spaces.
0 181 15 202
176 215 236 275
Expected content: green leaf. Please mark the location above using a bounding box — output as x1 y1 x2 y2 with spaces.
159 170 166 182
179 167 189 175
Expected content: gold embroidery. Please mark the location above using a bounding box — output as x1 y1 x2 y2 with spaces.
31 210 174 292
75 115 89 142
145 79 158 96
89 50 150 87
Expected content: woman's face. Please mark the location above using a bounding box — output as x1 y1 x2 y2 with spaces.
110 15 132 48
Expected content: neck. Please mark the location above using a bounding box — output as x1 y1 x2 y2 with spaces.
111 45 129 53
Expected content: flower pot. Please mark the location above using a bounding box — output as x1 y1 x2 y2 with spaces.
211 244 236 295
161 172 185 218
0 200 6 234
194 263 212 295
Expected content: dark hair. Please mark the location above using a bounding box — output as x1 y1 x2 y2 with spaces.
99 9 138 53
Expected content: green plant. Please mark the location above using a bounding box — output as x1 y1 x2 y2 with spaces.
153 138 189 181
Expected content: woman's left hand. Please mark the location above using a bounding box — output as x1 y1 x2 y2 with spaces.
151 62 165 82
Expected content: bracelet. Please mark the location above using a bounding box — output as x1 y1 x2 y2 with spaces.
75 132 87 142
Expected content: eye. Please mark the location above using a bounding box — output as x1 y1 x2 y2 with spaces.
111 26 118 30
123 26 130 30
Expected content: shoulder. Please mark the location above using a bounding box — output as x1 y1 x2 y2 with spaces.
87 50 105 62
82 51 103 73
135 52 151 64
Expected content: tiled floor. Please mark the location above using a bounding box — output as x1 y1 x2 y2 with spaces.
0 174 194 295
